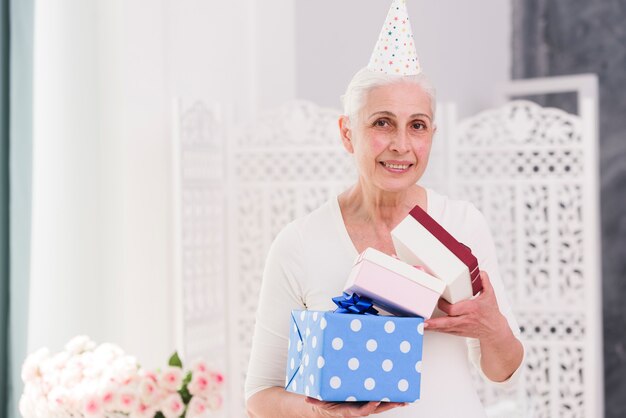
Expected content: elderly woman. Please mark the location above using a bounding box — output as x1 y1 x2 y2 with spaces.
244 66 524 417
245 3 523 416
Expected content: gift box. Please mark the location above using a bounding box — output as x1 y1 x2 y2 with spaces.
391 205 482 304
285 308 424 402
343 247 445 319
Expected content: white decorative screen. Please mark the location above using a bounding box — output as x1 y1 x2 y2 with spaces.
229 102 355 417
172 100 228 417
451 91 602 417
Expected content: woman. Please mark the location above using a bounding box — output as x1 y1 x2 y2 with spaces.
244 66 524 417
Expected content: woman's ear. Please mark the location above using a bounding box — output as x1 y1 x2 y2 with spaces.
339 115 354 154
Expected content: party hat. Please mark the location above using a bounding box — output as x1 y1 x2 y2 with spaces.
367 0 421 75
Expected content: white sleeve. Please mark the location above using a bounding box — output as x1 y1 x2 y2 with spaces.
463 204 526 388
244 222 307 400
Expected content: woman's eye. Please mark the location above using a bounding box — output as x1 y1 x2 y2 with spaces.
373 119 389 127
412 122 427 130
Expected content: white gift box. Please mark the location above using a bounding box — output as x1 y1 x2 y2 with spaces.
391 205 482 304
343 247 445 319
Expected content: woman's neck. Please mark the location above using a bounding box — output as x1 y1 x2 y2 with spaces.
340 181 426 229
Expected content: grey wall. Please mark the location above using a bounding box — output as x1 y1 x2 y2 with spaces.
513 1 626 417
295 0 512 118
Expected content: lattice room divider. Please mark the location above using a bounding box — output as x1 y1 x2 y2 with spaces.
173 75 602 418
448 74 603 418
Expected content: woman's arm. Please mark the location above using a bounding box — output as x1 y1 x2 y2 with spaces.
424 271 524 381
247 387 405 418
247 388 316 418
477 309 524 382
424 203 524 383
245 225 406 417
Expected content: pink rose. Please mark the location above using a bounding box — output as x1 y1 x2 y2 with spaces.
116 389 138 413
186 396 209 417
188 372 210 397
130 402 157 418
160 393 185 418
83 395 103 417
139 377 160 403
158 366 183 392
191 359 209 375
100 387 116 409
139 369 158 382
210 371 225 386
204 392 223 411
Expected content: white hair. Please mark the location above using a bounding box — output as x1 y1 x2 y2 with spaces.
340 67 437 122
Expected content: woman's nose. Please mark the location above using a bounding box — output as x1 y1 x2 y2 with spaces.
390 129 410 153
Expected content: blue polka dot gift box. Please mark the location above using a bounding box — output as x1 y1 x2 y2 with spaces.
284 304 425 402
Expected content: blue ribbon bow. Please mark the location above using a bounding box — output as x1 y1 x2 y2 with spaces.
332 292 379 315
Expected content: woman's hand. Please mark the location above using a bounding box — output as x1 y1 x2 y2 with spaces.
424 271 509 341
425 271 524 382
305 398 407 417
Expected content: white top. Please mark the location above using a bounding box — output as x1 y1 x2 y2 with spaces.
245 188 524 417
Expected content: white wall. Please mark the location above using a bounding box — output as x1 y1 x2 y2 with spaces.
296 0 512 118
166 0 296 117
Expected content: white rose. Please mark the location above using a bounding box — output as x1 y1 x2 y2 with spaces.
41 351 70 377
59 364 83 388
32 394 51 418
47 386 70 407
21 347 50 383
93 343 124 363
65 335 96 355
19 394 35 418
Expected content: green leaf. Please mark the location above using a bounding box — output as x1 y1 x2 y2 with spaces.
179 384 192 404
154 412 166 418
168 351 183 368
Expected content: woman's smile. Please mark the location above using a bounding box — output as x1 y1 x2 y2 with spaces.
380 160 414 173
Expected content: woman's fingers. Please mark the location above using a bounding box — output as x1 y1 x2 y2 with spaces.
437 297 474 316
373 402 408 413
305 398 380 417
424 270 509 340
479 270 493 294
304 398 406 416
425 315 465 334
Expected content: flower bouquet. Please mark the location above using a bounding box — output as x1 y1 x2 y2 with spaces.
19 336 224 418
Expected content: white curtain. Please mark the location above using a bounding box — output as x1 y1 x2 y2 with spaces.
28 0 173 368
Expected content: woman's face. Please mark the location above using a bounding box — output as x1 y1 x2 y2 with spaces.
340 82 435 193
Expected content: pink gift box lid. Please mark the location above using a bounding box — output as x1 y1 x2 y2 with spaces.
343 248 445 318
352 248 446 294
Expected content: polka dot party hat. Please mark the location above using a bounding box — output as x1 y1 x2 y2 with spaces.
367 0 421 76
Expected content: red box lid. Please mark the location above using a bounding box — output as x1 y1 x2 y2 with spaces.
408 205 483 295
